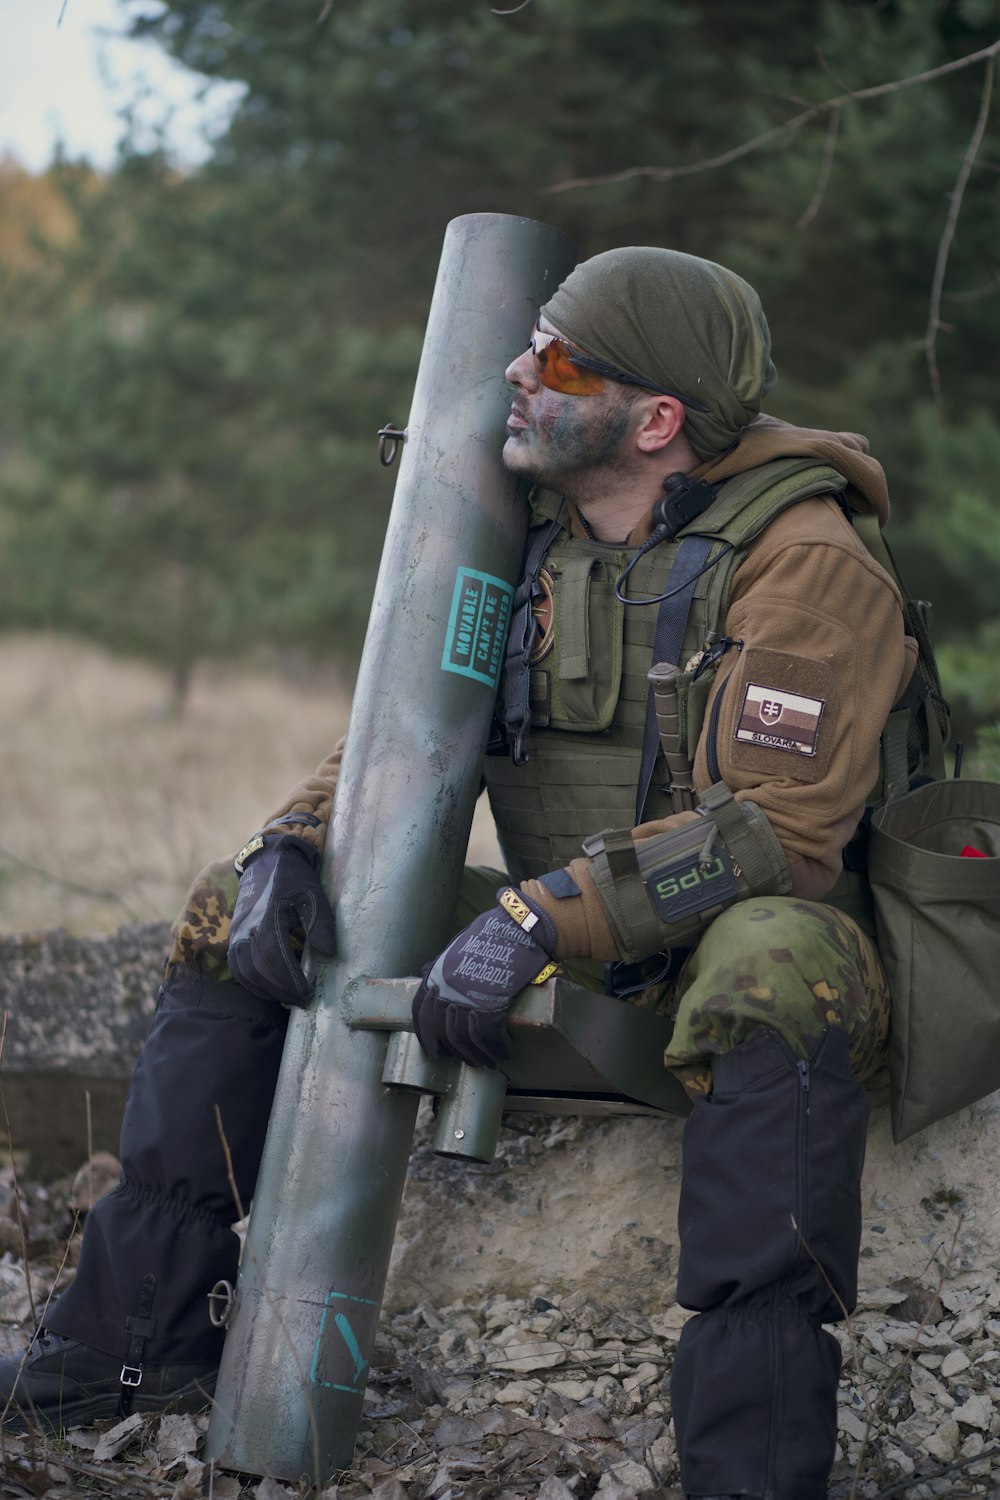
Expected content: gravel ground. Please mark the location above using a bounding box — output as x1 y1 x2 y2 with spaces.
1 1154 999 1500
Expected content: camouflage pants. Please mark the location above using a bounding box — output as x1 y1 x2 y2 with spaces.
453 871 890 1100
659 895 889 1097
169 862 890 1099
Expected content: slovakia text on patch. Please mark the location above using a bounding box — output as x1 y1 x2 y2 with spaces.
735 681 825 757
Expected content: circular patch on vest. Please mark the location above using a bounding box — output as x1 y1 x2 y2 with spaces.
530 567 556 664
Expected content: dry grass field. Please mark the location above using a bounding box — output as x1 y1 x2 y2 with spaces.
0 632 502 937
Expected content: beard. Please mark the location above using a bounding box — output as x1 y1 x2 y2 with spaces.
502 389 635 489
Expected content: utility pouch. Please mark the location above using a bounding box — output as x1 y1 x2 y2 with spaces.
584 783 791 963
869 779 1000 1143
642 659 718 817
542 554 625 733
679 660 717 764
649 662 695 814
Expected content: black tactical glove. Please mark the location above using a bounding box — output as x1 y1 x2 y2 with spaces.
228 834 337 1005
411 887 559 1069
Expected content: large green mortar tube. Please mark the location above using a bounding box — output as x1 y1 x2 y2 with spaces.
203 214 577 1483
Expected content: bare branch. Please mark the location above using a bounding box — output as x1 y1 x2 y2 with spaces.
0 844 142 923
57 0 69 25
814 46 853 97
920 57 995 408
851 37 1000 97
547 39 1000 194
945 269 1000 303
872 1441 1000 1498
316 0 333 22
790 1214 872 1417
547 115 814 194
492 0 534 11
84 1089 94 1211
214 1103 246 1222
797 106 841 231
792 1211 966 1500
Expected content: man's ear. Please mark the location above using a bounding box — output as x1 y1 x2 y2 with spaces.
634 395 686 453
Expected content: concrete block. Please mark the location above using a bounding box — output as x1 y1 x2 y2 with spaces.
0 922 168 1171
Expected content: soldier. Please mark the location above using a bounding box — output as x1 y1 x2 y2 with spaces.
2 247 912 1500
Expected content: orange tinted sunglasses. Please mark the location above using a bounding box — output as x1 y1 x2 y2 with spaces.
530 327 709 412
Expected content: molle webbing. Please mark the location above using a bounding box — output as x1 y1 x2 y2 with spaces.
486 537 697 881
502 518 563 766
486 461 850 883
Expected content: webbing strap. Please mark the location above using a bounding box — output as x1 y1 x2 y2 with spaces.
635 534 715 825
119 1273 157 1414
560 555 595 681
501 519 563 766
881 708 911 805
851 511 894 578
582 828 664 959
696 782 784 890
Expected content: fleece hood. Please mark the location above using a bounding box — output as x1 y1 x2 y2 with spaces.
698 414 889 526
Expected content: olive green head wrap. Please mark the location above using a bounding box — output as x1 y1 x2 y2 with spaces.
541 246 777 460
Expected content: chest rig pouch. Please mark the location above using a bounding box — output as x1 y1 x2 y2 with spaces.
531 545 627 734
488 513 714 885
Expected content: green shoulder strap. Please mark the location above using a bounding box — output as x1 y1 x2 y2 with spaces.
852 513 949 785
672 459 849 650
681 458 849 546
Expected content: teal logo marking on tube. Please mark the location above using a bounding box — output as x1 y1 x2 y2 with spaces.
309 1289 378 1394
442 568 513 688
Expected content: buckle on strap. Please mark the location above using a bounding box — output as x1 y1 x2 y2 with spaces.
119 1272 157 1415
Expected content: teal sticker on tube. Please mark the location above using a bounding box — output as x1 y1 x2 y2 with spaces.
310 1289 379 1394
442 568 513 688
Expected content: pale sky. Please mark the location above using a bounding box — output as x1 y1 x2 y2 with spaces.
0 0 243 172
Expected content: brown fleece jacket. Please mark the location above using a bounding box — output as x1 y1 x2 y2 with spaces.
260 739 345 858
265 417 911 965
521 416 912 960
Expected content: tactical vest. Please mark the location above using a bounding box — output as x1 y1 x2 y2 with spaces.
485 458 947 931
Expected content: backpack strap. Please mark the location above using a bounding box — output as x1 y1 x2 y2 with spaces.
680 459 849 545
634 534 716 824
852 512 950 785
500 517 563 765
633 461 852 823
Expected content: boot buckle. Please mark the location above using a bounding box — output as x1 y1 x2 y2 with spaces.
120 1363 143 1388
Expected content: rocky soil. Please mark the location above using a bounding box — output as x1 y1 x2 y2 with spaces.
2 1132 1000 1500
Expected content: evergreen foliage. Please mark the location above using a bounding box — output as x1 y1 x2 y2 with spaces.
0 0 997 728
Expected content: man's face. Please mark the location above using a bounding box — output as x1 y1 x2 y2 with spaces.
502 318 638 488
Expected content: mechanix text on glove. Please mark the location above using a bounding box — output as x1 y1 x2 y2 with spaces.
411 888 558 1069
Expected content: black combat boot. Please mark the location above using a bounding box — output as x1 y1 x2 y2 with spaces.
671 1025 869 1500
0 1330 217 1434
1 964 287 1433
